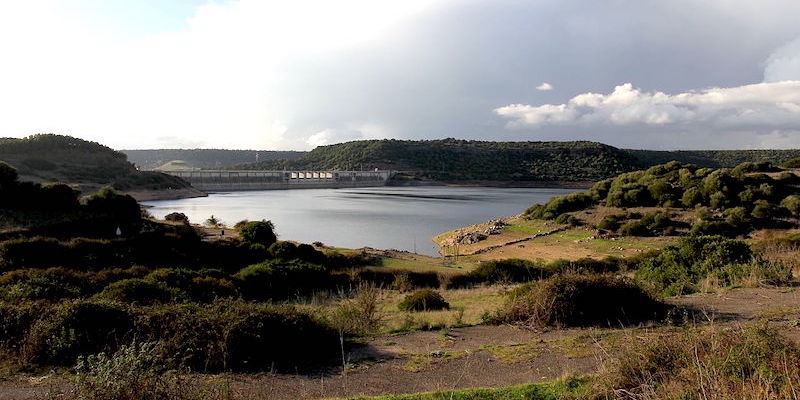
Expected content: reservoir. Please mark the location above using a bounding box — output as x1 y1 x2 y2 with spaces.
143 186 576 256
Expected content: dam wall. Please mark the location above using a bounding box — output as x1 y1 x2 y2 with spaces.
163 170 392 192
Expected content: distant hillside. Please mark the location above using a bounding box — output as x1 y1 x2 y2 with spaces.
626 149 800 168
231 139 639 182
123 149 306 170
229 139 800 183
0 134 191 194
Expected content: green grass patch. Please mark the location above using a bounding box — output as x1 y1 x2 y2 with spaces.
505 219 551 235
339 377 590 399
481 343 542 364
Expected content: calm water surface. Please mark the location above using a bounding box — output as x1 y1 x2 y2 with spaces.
143 187 576 256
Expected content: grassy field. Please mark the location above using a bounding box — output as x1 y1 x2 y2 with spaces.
434 215 676 262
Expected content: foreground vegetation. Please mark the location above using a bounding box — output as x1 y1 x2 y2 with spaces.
2 154 800 399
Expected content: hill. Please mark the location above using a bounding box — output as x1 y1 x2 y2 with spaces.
626 149 800 168
227 139 800 183
123 149 306 170
0 134 196 198
230 139 639 182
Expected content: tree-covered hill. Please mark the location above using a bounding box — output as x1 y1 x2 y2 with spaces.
228 138 800 182
122 149 306 170
0 134 190 193
230 139 640 182
626 149 800 168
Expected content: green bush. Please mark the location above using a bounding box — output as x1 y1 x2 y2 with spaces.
635 236 754 296
186 276 237 302
0 267 87 301
73 342 200 400
398 289 449 311
494 273 667 327
234 260 328 300
526 192 594 220
555 213 580 226
97 278 181 305
22 300 134 365
781 195 800 216
133 301 338 372
238 220 277 247
469 259 551 284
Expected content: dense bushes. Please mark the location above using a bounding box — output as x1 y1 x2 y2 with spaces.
525 192 594 219
522 161 799 238
633 235 779 296
22 300 134 365
4 299 338 372
96 279 180 305
398 289 450 311
494 273 667 327
468 259 552 284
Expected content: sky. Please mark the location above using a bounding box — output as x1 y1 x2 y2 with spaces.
1 0 800 151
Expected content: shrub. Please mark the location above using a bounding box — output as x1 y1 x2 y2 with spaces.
83 186 142 233
164 212 190 224
22 300 133 365
526 192 594 220
469 259 551 284
238 220 277 247
555 213 580 226
635 235 754 296
596 214 623 231
780 195 800 216
74 342 199 400
222 305 338 371
96 279 181 305
0 301 47 350
351 269 440 289
186 276 237 303
0 267 87 301
398 289 449 311
234 260 328 300
494 273 666 328
134 301 338 372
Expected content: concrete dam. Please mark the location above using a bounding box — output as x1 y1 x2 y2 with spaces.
164 170 393 192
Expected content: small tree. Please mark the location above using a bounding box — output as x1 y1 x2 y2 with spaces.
204 215 222 228
239 220 277 247
165 212 190 224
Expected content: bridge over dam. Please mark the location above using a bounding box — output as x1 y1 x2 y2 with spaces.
163 170 393 192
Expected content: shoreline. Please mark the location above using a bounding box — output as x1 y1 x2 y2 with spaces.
388 179 593 189
125 187 208 202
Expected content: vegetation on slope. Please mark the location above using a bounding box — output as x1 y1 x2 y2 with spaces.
0 134 190 192
225 138 800 182
526 160 800 237
230 139 639 181
122 149 306 171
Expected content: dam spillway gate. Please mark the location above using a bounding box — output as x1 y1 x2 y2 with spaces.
163 170 393 192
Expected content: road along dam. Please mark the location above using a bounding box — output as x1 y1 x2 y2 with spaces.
163 170 392 192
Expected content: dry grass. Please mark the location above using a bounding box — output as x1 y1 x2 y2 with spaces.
599 324 800 399
381 286 508 332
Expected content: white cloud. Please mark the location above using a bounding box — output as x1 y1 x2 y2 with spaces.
765 36 800 82
0 0 448 150
536 82 553 91
496 81 800 132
